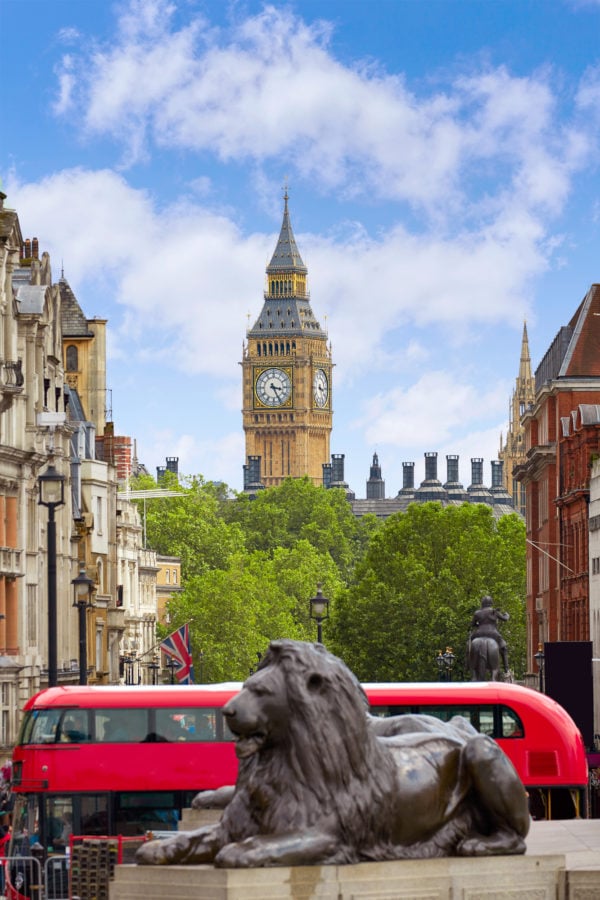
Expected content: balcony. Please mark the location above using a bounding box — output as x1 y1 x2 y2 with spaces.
0 359 24 412
0 546 23 578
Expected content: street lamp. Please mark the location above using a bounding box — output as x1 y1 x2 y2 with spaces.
534 643 545 693
309 583 329 645
71 565 95 685
123 652 136 685
435 647 455 681
165 657 178 684
146 655 160 685
38 463 65 688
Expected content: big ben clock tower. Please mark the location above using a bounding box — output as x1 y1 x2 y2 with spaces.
242 193 332 488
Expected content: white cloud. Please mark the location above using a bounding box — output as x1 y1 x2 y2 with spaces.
141 427 244 485
51 3 590 226
7 167 540 391
357 371 507 449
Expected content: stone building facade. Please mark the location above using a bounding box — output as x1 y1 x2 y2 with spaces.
515 284 600 668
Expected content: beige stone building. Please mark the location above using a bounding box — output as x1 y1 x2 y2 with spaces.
0 195 78 748
0 192 166 749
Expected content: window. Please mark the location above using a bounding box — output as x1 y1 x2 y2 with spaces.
66 345 78 372
96 709 148 743
172 570 177 585
368 703 523 740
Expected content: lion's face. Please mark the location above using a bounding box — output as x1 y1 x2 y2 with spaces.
223 664 291 759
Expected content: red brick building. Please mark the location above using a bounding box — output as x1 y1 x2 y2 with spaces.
515 284 600 667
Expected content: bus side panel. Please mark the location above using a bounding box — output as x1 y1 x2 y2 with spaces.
13 743 239 793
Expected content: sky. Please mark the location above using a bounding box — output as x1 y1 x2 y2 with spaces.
3 0 600 496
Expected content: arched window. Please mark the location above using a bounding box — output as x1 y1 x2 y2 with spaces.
66 345 78 372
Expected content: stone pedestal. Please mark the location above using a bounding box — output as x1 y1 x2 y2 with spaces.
110 854 566 900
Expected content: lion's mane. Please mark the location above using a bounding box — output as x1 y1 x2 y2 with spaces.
219 640 400 863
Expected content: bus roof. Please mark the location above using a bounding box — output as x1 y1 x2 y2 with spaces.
23 683 244 710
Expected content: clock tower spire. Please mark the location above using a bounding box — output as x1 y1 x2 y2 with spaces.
242 193 333 488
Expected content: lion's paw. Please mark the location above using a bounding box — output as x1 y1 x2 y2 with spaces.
458 832 526 857
215 840 264 868
135 834 192 866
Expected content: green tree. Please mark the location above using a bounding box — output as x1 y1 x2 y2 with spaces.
164 541 343 681
132 473 245 579
225 477 375 579
331 502 526 682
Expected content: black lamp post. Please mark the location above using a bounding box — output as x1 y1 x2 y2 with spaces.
435 646 455 681
123 653 136 685
534 643 545 693
309 583 330 645
38 463 65 688
165 657 178 684
71 565 95 685
146 655 160 685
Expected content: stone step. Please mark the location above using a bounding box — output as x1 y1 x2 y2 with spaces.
110 853 568 900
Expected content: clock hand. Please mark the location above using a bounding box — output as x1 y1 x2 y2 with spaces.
270 383 281 396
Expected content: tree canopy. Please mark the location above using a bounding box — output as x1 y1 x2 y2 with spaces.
329 502 526 682
133 475 526 684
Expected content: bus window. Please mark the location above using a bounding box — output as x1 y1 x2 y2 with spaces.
178 711 216 740
116 793 178 836
154 712 189 742
500 706 524 738
80 795 110 835
368 706 413 718
44 797 73 852
96 709 149 742
154 709 218 742
19 709 62 744
59 711 91 743
417 705 496 736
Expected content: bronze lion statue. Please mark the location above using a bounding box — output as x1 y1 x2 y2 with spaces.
136 639 529 868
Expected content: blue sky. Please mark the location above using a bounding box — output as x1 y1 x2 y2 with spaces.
3 0 600 495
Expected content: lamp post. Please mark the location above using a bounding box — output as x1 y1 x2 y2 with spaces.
38 463 65 688
534 643 545 693
165 657 177 684
435 646 455 681
309 583 330 645
123 653 136 685
71 566 95 685
146 655 160 685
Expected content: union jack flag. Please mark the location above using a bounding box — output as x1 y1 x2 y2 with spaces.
160 624 195 684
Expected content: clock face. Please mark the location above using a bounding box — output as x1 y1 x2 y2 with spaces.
313 368 329 408
255 367 292 407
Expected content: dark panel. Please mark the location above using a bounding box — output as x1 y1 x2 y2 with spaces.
544 641 593 749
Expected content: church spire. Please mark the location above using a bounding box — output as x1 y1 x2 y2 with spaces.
267 190 307 275
519 322 532 384
248 191 325 337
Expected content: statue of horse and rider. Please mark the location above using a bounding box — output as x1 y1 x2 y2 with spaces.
467 595 510 681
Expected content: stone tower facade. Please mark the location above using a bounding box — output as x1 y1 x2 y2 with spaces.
242 195 332 488
499 323 535 516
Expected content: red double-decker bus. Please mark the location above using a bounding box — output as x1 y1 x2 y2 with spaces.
9 679 588 856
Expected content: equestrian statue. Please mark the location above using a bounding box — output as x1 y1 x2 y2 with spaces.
467 595 509 681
